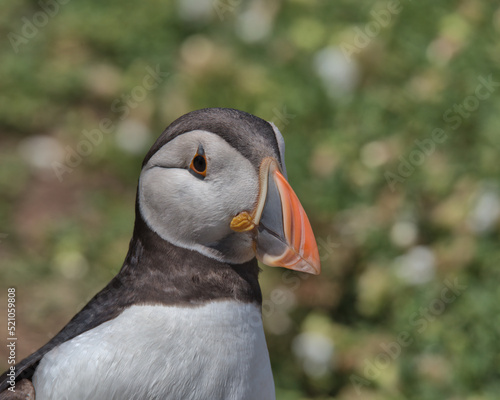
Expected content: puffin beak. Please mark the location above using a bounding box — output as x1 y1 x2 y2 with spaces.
230 158 321 275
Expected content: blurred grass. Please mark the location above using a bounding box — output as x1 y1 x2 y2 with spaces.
1 0 500 399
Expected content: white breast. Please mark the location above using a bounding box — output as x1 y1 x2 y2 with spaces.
33 302 275 400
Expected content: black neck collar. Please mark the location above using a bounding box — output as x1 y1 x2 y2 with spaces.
116 203 262 307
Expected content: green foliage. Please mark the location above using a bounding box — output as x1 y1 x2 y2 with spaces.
1 0 499 398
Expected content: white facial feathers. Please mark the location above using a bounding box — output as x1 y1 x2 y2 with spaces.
139 130 260 264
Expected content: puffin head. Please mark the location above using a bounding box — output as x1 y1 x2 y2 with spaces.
138 108 320 275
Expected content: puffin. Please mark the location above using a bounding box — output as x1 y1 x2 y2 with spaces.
0 108 320 400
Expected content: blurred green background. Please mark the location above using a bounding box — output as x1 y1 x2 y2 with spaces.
1 0 500 399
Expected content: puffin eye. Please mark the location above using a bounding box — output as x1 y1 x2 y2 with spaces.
192 155 206 174
189 145 207 178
